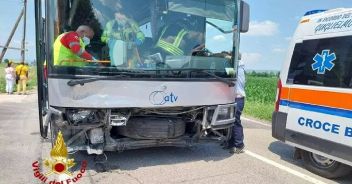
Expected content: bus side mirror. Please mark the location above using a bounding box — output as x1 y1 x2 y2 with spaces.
240 1 250 33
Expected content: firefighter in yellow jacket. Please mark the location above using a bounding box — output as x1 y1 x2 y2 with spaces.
101 12 145 45
15 62 29 95
101 11 145 68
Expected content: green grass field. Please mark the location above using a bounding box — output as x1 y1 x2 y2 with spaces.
0 63 37 93
243 74 278 122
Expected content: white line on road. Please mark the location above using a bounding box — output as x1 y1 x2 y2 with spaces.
244 150 327 184
242 117 271 127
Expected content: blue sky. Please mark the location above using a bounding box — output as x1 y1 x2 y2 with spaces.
241 0 351 71
0 0 351 70
0 0 36 63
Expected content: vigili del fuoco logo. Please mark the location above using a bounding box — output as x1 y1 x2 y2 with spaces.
32 131 87 184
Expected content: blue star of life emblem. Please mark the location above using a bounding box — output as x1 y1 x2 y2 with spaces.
312 50 336 74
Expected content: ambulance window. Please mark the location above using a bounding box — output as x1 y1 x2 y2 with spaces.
287 36 352 88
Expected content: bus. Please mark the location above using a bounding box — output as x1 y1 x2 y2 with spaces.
272 9 352 178
34 0 250 155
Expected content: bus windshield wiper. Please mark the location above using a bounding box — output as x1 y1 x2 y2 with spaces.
156 69 235 87
67 74 130 86
191 70 235 87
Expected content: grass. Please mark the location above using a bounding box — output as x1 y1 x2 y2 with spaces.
0 63 37 93
243 74 278 122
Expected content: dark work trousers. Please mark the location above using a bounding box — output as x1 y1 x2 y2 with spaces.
229 97 245 148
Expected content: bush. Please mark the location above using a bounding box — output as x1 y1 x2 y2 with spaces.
243 73 278 122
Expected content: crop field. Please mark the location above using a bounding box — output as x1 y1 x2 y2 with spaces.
0 62 37 93
243 72 278 122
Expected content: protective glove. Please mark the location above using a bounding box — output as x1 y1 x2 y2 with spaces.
113 32 122 40
92 57 98 62
134 38 143 46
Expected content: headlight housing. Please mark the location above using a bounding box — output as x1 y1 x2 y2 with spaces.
207 104 236 128
66 109 98 125
217 106 234 121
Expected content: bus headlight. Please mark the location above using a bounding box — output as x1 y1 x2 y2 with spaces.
217 106 234 121
209 104 236 128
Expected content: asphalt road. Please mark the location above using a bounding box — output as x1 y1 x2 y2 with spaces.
0 93 351 184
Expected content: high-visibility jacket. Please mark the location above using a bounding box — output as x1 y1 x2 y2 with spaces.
101 19 145 43
156 26 188 56
15 64 29 77
53 33 87 67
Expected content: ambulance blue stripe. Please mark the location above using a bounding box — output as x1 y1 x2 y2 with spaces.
279 100 352 119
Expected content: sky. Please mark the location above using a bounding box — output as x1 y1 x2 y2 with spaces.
0 0 36 63
241 0 351 71
0 0 351 70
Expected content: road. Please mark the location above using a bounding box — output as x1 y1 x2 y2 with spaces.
0 93 351 184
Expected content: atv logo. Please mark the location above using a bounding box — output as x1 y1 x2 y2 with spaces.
32 131 87 184
149 86 178 105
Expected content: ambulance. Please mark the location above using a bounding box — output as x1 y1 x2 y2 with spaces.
272 9 352 178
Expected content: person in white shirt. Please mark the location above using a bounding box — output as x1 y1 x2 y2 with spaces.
227 56 246 154
5 61 15 94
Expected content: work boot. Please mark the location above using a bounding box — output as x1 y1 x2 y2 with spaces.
229 145 245 154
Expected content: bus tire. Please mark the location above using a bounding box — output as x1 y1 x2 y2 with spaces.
301 150 352 179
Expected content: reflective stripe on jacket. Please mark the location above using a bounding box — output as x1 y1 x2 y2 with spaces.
156 26 188 56
101 20 145 43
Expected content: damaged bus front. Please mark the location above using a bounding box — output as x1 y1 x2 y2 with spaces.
35 0 250 154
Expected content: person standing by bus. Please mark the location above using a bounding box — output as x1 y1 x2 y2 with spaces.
15 62 29 95
227 55 246 154
4 61 15 94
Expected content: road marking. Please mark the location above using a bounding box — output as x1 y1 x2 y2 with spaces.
244 150 328 184
242 117 271 127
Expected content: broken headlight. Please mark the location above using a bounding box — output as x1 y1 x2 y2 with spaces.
216 106 234 121
66 109 99 125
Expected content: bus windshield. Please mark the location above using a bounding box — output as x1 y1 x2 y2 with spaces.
50 0 237 78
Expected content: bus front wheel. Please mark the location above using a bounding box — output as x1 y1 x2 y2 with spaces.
301 150 352 179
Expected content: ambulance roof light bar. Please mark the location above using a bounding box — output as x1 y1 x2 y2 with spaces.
304 9 327 16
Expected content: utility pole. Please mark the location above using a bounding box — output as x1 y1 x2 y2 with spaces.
21 0 27 63
0 9 24 63
0 46 28 51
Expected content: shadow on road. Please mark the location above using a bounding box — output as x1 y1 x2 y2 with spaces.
268 141 352 183
71 143 231 172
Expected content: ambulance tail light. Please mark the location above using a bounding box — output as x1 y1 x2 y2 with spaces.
274 79 282 112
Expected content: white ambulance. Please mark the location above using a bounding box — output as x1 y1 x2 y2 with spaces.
272 9 352 178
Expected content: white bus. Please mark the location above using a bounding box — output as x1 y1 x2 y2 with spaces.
34 0 250 156
272 9 352 178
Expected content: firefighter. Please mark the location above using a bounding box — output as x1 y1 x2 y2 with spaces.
15 61 29 95
155 19 204 57
101 12 145 45
53 25 96 67
101 11 145 68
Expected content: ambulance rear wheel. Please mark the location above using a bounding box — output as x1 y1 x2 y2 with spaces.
301 150 352 179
